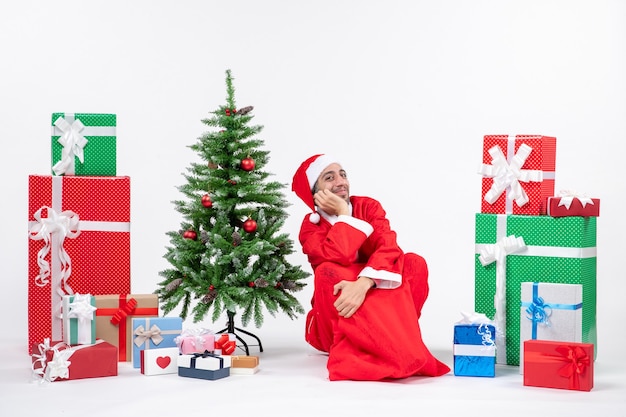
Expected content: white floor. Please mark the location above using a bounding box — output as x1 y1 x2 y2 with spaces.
2 328 624 417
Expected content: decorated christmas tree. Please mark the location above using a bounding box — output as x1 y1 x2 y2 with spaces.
156 70 308 347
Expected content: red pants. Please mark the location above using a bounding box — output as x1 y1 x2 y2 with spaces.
305 253 450 381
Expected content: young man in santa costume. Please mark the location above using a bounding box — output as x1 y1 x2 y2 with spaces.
292 154 450 381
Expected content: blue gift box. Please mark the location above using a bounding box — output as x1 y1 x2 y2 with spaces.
178 352 231 381
453 323 496 377
131 317 183 368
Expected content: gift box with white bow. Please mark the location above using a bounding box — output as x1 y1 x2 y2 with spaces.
62 293 97 345
131 317 183 368
178 352 231 381
31 339 118 382
453 312 496 377
94 294 159 362
140 347 179 376
478 134 556 215
519 282 583 374
27 175 131 351
175 328 216 354
51 112 116 176
546 191 600 217
474 213 597 366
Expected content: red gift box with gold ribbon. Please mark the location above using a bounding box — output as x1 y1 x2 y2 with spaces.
94 294 159 362
27 175 131 351
478 135 556 215
523 340 593 391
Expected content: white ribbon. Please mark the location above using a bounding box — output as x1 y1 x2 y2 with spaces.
52 116 88 176
557 189 595 209
175 328 214 353
65 293 96 345
478 142 543 211
28 206 80 293
478 234 527 362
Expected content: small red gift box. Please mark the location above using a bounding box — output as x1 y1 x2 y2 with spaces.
27 175 131 351
479 135 556 215
31 339 118 382
546 192 600 217
214 333 236 355
523 340 593 391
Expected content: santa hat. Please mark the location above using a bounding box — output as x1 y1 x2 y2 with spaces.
292 154 339 224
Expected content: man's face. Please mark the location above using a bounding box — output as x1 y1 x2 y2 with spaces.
315 163 350 203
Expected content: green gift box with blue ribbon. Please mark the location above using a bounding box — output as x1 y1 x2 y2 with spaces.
519 282 582 373
51 112 116 176
475 213 596 366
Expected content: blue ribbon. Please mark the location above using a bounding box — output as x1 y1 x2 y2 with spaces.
521 282 582 339
190 351 223 369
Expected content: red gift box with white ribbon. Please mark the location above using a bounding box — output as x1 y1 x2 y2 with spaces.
27 175 131 351
31 339 118 382
546 190 600 217
478 135 556 215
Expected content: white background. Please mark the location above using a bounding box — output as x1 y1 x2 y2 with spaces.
1 1 625 415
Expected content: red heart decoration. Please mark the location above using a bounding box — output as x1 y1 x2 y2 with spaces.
156 356 171 369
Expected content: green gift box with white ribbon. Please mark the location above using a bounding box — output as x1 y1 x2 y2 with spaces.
51 112 116 176
474 213 597 366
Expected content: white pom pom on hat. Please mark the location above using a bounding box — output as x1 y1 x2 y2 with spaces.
291 154 339 224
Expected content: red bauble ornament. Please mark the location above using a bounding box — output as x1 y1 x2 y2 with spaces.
201 194 213 208
183 230 197 240
209 285 214 290
242 218 257 233
240 157 255 172
248 281 255 287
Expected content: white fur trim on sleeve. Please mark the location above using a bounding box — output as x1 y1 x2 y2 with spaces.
358 266 401 289
337 215 373 237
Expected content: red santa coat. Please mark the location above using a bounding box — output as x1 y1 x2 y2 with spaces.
299 196 450 381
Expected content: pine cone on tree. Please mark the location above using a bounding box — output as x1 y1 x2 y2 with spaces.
232 231 242 246
237 106 253 115
200 231 209 244
281 280 297 290
254 278 269 288
202 288 218 304
165 278 183 292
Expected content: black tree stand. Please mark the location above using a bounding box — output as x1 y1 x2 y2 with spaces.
216 310 263 356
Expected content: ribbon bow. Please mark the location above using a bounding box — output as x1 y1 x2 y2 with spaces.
479 144 543 208
214 333 237 355
110 297 137 325
67 293 97 322
52 116 88 176
556 345 590 390
525 296 552 326
31 338 72 383
133 324 164 347
557 189 595 209
28 206 80 292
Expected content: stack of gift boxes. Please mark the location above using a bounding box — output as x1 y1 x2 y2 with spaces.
453 134 598 392
28 113 259 383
